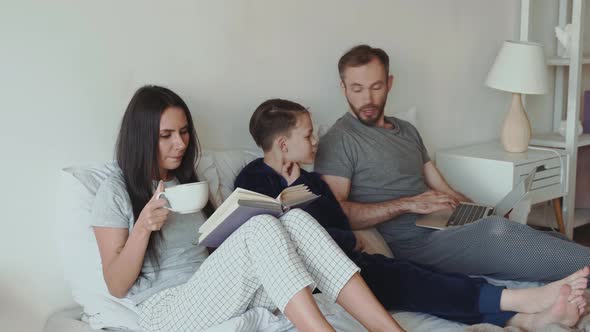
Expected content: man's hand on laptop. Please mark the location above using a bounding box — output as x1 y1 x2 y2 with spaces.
403 190 459 214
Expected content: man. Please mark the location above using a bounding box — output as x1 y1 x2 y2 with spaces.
314 44 590 282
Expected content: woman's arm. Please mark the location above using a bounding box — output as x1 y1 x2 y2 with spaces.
93 226 151 298
93 181 169 298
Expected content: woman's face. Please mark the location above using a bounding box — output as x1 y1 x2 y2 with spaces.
158 107 190 180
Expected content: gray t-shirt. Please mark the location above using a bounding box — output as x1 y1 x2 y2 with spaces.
314 112 433 246
90 168 208 304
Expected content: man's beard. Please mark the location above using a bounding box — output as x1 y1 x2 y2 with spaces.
348 100 386 127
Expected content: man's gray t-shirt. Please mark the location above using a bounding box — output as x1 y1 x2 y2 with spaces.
90 168 208 304
314 112 433 246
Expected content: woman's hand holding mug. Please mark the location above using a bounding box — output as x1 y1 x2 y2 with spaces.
138 181 170 232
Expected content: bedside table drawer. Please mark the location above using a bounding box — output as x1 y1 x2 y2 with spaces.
515 157 562 178
515 157 564 204
517 165 562 188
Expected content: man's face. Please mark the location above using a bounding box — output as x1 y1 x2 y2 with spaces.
340 58 393 127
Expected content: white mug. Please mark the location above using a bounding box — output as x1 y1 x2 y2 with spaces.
156 181 209 214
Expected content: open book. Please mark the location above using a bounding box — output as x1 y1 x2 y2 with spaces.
197 185 319 247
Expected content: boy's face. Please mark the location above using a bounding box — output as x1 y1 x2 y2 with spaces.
284 113 317 164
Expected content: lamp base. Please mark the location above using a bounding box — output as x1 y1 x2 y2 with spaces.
501 93 531 153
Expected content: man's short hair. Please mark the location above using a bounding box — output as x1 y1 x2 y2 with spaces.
250 99 308 151
338 44 390 80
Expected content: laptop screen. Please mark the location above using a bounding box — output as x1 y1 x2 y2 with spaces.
494 168 537 217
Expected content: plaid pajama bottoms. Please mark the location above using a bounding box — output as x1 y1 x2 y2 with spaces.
138 209 360 332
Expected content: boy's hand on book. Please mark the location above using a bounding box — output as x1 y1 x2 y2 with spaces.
137 181 170 232
281 161 301 185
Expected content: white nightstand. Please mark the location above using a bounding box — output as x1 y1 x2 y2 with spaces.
436 141 568 233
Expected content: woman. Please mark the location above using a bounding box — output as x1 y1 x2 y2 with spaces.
235 98 589 330
91 85 406 332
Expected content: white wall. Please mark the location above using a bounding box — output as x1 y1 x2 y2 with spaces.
0 1 520 330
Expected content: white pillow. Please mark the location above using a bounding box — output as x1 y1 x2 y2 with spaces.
57 163 141 331
197 149 262 205
393 106 417 126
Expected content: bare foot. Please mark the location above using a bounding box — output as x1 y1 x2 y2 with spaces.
516 266 589 313
530 285 583 330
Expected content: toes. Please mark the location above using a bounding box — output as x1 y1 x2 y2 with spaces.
572 279 588 290
568 267 590 281
579 301 587 314
569 289 585 300
578 266 590 276
567 276 588 290
570 296 586 308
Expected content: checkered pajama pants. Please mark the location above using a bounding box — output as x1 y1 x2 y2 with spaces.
138 209 360 332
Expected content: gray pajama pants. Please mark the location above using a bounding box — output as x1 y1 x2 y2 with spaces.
138 209 359 332
380 215 590 282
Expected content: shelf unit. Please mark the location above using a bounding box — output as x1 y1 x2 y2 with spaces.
546 55 590 66
530 133 590 148
520 0 587 238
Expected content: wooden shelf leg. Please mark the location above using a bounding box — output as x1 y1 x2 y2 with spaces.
552 198 566 234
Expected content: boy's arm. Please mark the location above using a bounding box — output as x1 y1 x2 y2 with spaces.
322 174 458 230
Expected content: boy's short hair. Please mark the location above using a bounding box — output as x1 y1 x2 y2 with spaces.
250 99 308 151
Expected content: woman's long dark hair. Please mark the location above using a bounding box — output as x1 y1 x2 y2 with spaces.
116 85 214 268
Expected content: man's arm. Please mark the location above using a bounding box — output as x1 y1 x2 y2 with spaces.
322 174 459 230
423 161 471 202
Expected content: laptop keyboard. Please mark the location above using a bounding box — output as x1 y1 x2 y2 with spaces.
447 204 489 226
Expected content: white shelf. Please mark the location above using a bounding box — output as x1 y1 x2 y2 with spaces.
530 133 590 148
521 0 586 238
547 56 590 66
574 208 590 228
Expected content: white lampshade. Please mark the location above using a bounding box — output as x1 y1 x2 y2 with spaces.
485 40 548 95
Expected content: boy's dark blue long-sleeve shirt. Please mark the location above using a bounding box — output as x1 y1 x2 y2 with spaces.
234 158 357 253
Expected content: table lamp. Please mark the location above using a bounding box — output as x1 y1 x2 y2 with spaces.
485 40 548 152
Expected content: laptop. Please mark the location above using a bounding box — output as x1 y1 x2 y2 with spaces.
415 167 538 230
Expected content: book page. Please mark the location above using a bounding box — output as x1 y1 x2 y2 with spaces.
277 184 319 207
238 199 283 212
236 189 278 204
199 188 277 235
